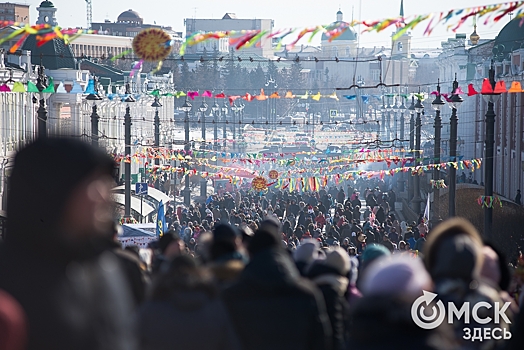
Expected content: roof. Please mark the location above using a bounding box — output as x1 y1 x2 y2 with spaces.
493 18 524 60
22 35 75 70
112 185 171 206
39 1 54 8
321 22 357 42
222 13 237 19
118 9 142 20
112 193 155 216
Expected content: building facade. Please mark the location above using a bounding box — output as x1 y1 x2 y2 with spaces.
184 13 274 58
0 2 29 23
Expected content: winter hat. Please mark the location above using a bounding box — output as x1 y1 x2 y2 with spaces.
293 239 320 263
324 247 351 276
248 217 282 256
361 244 390 268
6 138 115 249
158 230 181 253
480 246 501 287
0 290 27 350
425 218 483 282
362 255 432 299
213 223 240 242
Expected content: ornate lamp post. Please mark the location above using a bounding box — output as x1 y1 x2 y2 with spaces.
181 98 192 207
407 96 416 201
85 77 103 147
123 84 136 218
151 96 162 167
231 102 239 150
448 75 463 217
198 100 208 198
221 101 228 151
36 65 50 139
431 81 445 225
211 100 220 151
411 96 424 213
481 63 500 240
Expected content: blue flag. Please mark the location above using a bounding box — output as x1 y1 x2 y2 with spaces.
156 200 167 237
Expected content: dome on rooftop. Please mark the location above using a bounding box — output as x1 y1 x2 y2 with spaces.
39 1 54 8
117 9 143 24
493 19 524 60
321 24 357 42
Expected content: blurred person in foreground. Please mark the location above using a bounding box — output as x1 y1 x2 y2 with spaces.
137 255 241 350
349 255 456 350
424 218 514 349
222 217 333 350
0 138 136 350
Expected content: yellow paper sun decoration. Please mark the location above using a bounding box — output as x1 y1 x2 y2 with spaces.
132 28 172 62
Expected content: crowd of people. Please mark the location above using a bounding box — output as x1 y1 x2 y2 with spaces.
1 138 524 350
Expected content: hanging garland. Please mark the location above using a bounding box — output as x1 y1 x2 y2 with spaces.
430 179 447 189
179 1 524 55
477 195 503 208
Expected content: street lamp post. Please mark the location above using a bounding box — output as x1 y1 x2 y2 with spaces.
181 98 192 207
431 81 445 225
36 65 49 139
85 77 103 147
381 98 386 139
399 97 406 144
231 102 239 150
410 96 424 213
211 100 219 151
152 96 162 167
221 102 228 151
386 97 393 140
448 75 463 218
482 63 500 240
407 97 416 202
238 101 245 151
199 100 208 198
123 84 136 218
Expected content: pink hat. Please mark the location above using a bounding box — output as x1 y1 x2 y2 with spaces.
361 255 432 299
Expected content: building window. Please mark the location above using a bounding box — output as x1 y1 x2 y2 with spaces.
332 46 338 58
371 69 380 82
346 47 350 57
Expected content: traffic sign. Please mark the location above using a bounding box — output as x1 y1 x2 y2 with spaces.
135 182 148 196
330 110 338 117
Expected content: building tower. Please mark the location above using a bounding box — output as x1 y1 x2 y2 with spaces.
36 1 58 26
391 0 411 58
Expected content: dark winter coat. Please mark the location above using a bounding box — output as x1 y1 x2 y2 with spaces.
308 264 350 350
222 248 333 350
137 290 241 350
0 243 137 350
348 295 455 350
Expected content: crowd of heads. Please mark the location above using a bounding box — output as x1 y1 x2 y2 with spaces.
0 138 523 350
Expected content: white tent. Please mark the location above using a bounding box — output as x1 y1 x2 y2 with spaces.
112 193 155 217
111 185 171 205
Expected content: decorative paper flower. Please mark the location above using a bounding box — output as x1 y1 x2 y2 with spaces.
251 176 268 191
132 28 172 62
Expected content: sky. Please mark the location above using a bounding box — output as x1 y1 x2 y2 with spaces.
21 0 515 49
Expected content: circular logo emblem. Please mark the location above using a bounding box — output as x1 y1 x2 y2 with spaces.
268 170 279 180
411 291 446 330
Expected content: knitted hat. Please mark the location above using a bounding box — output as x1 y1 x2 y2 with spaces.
362 255 432 298
324 247 351 276
293 239 320 263
361 244 390 266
